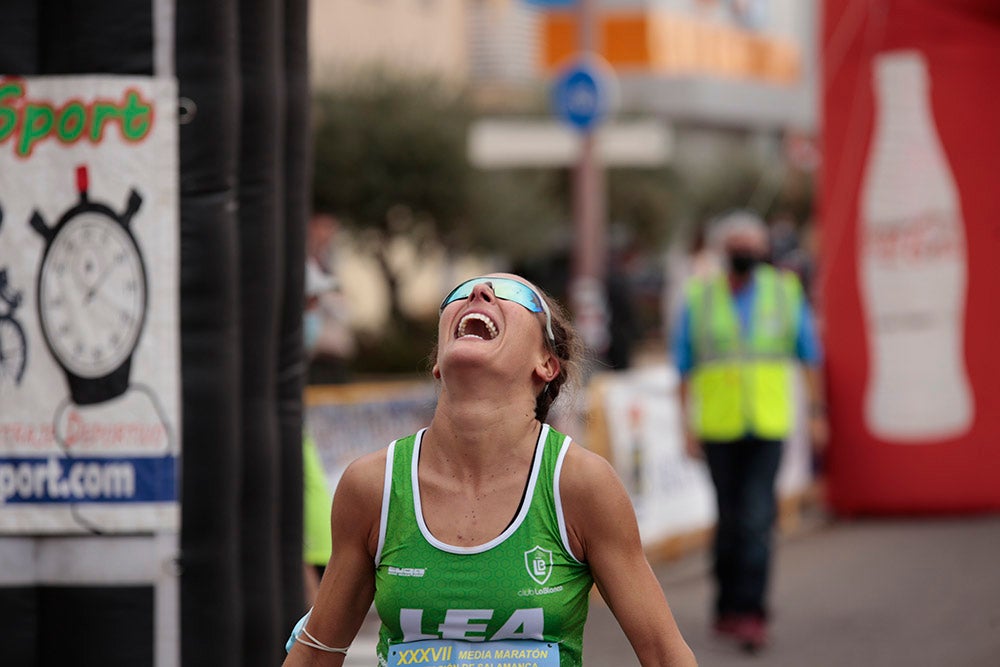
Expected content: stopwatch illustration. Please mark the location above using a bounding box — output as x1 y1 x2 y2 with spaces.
30 165 147 405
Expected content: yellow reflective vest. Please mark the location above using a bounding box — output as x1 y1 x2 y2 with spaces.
686 265 802 441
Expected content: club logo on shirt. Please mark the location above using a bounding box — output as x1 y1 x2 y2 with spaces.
524 545 553 586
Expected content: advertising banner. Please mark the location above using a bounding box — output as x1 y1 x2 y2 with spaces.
821 2 1000 513
0 76 180 533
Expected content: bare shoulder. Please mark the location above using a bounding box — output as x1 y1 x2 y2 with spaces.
559 442 627 507
559 442 637 561
333 447 388 510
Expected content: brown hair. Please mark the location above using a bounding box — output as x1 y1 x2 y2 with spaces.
534 290 584 423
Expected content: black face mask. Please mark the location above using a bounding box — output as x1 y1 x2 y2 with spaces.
728 251 759 276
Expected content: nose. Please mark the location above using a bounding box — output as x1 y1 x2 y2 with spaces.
468 281 495 305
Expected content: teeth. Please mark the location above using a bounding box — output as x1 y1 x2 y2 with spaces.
458 313 498 340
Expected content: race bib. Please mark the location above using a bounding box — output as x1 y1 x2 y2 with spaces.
387 638 560 667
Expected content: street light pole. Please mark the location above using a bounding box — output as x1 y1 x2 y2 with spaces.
571 0 610 356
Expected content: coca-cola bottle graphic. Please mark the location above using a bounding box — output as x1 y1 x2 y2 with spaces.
858 50 973 442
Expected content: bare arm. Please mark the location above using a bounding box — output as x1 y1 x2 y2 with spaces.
802 364 829 454
562 445 697 666
283 449 386 666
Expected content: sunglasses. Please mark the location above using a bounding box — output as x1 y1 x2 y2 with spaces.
439 277 555 342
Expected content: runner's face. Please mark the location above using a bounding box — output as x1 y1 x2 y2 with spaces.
435 274 556 382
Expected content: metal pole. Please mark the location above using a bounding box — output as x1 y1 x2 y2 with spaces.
571 0 609 355
573 133 605 282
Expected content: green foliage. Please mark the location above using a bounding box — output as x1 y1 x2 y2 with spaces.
350 316 439 378
312 72 472 253
464 168 567 260
312 71 686 265
683 153 765 225
671 149 816 245
607 166 682 249
311 71 573 341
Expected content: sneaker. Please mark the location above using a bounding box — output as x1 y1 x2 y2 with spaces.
712 614 742 638
734 615 768 653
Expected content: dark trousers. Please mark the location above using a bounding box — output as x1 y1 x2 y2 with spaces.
703 436 783 619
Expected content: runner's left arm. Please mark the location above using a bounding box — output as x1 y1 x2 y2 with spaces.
561 445 697 667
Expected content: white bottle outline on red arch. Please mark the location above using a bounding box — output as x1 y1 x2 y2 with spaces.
858 49 974 442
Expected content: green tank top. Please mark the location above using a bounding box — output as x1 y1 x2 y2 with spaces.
374 425 594 667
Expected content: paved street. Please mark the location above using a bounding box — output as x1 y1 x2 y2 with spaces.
585 512 1000 666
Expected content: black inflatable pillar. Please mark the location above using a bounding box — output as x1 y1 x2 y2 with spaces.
237 0 286 662
277 0 311 633
0 0 39 74
176 0 244 665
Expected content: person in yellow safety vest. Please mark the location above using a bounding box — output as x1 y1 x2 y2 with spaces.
671 210 828 653
302 259 338 605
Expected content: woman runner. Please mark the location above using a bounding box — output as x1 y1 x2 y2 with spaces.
284 273 696 667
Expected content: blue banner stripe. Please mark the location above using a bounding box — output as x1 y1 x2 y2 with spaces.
0 455 177 504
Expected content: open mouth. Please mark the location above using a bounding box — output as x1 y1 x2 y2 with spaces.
456 312 499 341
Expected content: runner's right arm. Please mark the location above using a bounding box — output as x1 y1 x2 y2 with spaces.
282 449 386 666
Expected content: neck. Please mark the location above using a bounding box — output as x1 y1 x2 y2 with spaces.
424 384 541 475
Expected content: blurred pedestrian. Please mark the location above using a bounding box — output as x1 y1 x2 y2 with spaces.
769 213 818 301
301 259 338 605
284 273 697 666
606 258 638 370
308 211 339 272
671 211 827 652
305 213 355 383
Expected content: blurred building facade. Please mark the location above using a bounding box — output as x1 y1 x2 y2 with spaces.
309 0 469 84
307 0 819 339
309 0 818 128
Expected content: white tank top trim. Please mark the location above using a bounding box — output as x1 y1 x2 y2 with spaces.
374 438 398 567
412 424 549 555
553 435 583 563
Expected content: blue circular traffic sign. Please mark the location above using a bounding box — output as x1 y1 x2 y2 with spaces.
551 57 615 132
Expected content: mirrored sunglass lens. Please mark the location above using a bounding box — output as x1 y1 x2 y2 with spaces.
440 278 543 314
492 282 543 313
440 279 484 311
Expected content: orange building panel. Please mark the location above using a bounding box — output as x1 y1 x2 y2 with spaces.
542 12 652 70
540 10 800 84
604 16 652 68
542 12 582 68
